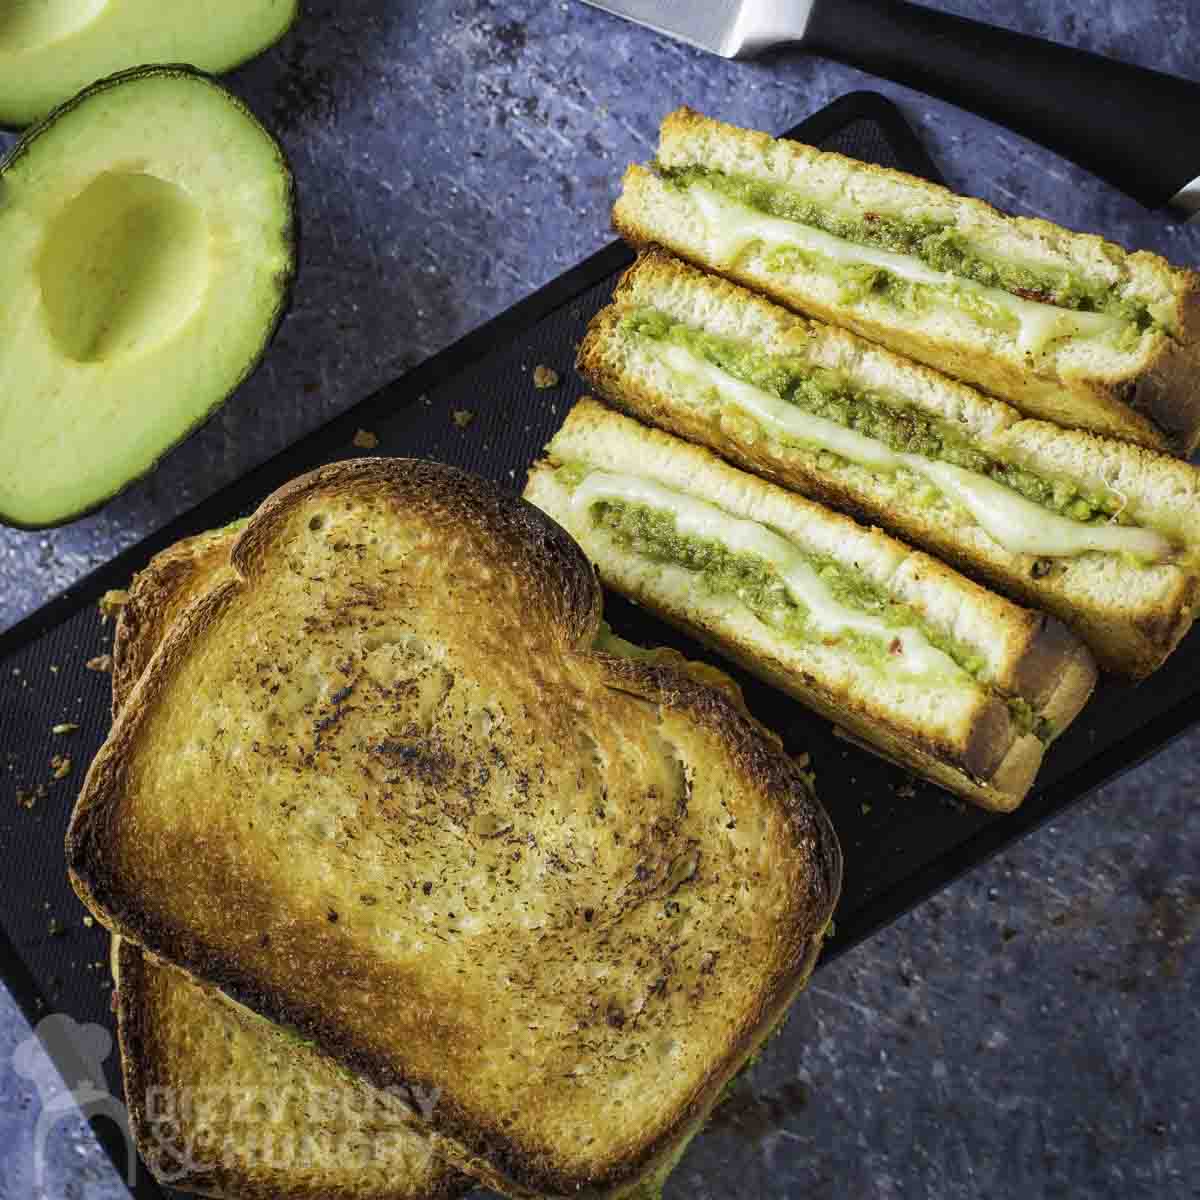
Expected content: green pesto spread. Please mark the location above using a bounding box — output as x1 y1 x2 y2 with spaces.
575 487 1050 740
624 308 1126 525
587 494 986 679
657 164 1156 341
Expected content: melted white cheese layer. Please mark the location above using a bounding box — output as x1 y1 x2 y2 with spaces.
570 470 960 679
686 184 1122 356
653 342 1172 563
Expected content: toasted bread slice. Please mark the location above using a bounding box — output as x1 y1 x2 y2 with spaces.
578 250 1200 677
613 109 1200 456
525 400 1097 811
69 458 842 1199
112 939 470 1200
110 525 471 1200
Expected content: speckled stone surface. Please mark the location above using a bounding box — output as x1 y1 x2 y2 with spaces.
1 2 1197 1197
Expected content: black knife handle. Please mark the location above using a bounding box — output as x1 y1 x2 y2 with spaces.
804 0 1200 213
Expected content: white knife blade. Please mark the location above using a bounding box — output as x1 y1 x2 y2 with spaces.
579 0 816 58
579 0 1200 218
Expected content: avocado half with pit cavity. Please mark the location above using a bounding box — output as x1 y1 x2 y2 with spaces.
0 0 298 128
0 66 295 529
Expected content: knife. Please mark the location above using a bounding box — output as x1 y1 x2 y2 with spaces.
581 0 1200 222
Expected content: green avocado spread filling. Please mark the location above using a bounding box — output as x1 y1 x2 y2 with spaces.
570 485 1052 741
623 307 1130 527
656 164 1157 345
589 494 980 673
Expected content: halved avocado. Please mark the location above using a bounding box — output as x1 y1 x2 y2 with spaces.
0 0 298 127
0 67 295 528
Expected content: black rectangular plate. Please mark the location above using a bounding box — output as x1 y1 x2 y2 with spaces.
2 92 1196 1198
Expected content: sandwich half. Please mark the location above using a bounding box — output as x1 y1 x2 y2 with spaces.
614 108 1200 456
69 458 842 1200
578 250 1200 678
109 523 472 1200
525 400 1098 811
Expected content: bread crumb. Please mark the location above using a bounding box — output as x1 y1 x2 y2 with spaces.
533 364 560 390
15 785 46 810
83 915 94 928
86 655 112 673
352 428 379 450
48 665 58 674
52 723 79 735
452 409 475 429
50 754 72 780
98 590 129 622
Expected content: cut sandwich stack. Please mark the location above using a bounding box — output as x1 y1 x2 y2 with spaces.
615 109 1200 455
525 399 1096 812
70 459 842 1199
572 251 1200 679
530 107 1200 810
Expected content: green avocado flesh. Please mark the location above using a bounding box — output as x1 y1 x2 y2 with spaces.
570 484 1051 741
623 308 1128 526
0 0 297 126
657 165 1156 343
0 68 295 528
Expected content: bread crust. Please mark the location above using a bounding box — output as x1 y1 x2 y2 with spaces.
115 940 472 1200
69 458 842 1199
111 524 242 719
614 109 1200 456
582 249 1199 677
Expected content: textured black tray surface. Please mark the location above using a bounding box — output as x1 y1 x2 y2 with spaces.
1 92 1196 1198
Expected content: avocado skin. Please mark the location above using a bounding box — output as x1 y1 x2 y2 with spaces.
0 66 298 531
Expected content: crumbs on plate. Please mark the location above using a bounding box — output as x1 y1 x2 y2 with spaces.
533 364 560 390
